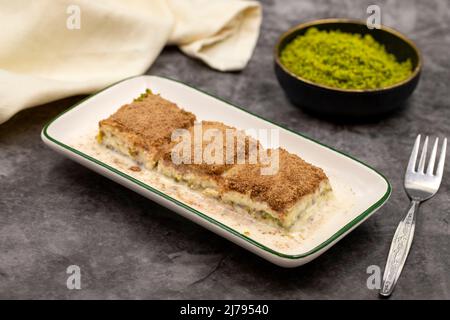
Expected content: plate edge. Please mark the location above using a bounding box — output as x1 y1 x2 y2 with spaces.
41 74 392 261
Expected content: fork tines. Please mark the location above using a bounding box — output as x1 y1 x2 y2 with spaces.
408 134 447 177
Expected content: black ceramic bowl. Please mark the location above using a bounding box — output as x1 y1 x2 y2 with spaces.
274 19 422 120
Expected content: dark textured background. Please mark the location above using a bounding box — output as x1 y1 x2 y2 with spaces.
1 0 449 299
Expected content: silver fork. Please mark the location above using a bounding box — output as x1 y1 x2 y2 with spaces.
380 134 447 297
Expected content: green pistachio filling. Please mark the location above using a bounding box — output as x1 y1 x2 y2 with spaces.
280 27 413 90
133 88 153 102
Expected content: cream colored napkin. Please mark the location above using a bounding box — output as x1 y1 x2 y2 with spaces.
0 0 261 124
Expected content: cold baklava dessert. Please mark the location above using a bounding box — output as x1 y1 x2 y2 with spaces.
157 120 261 197
97 89 332 228
221 148 331 227
97 89 195 169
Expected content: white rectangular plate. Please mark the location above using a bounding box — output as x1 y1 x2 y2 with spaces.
42 75 391 267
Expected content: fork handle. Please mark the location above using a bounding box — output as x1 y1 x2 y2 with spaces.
380 199 420 297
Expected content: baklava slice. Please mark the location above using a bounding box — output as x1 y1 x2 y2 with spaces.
97 90 196 169
221 148 332 228
157 121 259 196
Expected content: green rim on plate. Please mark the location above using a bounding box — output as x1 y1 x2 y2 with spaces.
42 75 392 260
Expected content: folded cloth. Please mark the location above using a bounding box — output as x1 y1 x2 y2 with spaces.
0 0 261 124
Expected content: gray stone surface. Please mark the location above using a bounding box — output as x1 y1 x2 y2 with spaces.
0 0 449 299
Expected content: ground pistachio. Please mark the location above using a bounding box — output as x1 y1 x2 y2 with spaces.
280 27 413 90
